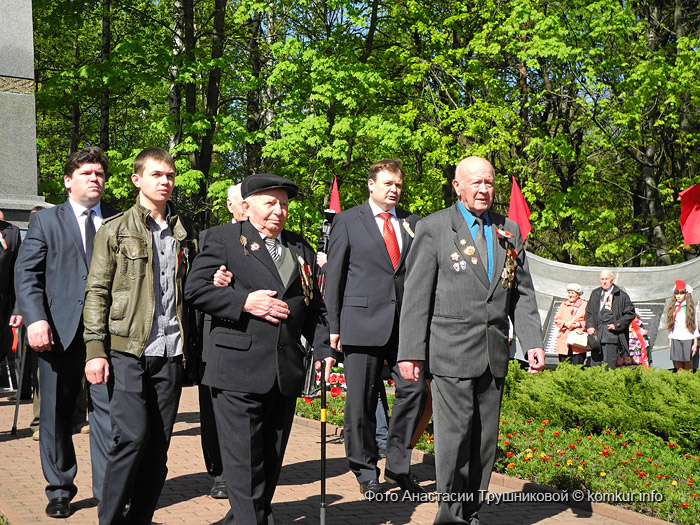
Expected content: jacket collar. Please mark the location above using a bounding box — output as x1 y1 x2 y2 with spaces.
133 200 188 241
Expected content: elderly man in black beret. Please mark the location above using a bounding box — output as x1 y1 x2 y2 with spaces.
185 173 336 525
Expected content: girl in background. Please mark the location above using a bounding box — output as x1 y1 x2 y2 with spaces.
666 280 698 371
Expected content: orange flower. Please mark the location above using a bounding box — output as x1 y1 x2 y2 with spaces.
553 431 560 437
669 443 677 449
681 502 688 509
507 463 515 468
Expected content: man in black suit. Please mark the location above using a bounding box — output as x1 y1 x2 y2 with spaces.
185 174 335 525
0 214 23 375
585 270 636 369
14 147 117 518
398 156 545 524
324 159 427 497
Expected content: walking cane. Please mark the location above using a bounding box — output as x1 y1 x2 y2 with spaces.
320 359 327 525
11 325 27 435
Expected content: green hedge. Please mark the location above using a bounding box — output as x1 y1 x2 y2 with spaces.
504 361 700 452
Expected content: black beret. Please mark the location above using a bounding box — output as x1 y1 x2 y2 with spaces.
241 173 298 199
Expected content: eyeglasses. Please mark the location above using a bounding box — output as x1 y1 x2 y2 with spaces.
675 290 686 295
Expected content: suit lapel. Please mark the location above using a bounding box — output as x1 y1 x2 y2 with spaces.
359 201 394 270
451 206 489 289
59 202 88 271
283 234 305 293
396 209 413 271
241 221 283 287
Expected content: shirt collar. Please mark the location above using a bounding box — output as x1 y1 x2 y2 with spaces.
68 198 102 219
368 199 396 218
456 201 490 227
257 231 283 243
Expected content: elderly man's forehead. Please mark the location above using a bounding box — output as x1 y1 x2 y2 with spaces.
600 271 614 279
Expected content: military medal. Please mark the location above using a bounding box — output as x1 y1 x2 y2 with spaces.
240 235 250 255
177 245 191 275
465 245 475 256
402 219 415 238
450 252 460 261
471 257 478 265
453 262 460 272
460 239 466 245
250 242 260 252
0 232 6 251
460 260 467 270
297 255 314 305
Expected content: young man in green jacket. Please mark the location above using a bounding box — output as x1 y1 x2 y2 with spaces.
83 147 198 524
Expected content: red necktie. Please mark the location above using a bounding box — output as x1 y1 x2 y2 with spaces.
379 212 400 270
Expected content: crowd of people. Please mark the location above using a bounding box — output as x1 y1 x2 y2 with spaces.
13 147 670 525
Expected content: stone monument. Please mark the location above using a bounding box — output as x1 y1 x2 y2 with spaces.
0 0 48 228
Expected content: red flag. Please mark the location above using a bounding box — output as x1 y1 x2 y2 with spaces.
508 176 531 240
680 183 700 245
329 177 341 213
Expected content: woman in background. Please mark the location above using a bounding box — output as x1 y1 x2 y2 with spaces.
554 283 588 365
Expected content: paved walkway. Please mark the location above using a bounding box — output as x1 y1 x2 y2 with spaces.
0 386 669 524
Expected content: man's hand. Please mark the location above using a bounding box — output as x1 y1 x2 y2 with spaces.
399 360 421 382
606 323 615 331
9 315 23 328
85 357 110 385
243 290 290 324
587 327 595 335
527 348 545 374
27 320 53 352
213 265 232 287
330 333 341 351
316 252 328 268
314 356 337 383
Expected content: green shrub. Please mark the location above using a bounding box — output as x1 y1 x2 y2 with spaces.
503 361 700 451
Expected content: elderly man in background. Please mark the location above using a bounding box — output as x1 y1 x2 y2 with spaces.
398 156 545 525
585 270 636 369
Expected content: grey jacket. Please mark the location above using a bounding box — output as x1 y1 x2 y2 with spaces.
398 205 542 379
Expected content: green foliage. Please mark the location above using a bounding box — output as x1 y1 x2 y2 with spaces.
32 0 700 265
503 361 700 451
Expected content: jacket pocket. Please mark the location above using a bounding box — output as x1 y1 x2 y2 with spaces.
118 236 148 280
343 296 368 308
214 332 252 351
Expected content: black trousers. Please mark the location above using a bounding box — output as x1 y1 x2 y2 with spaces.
198 380 223 477
432 370 504 524
99 352 183 525
212 383 296 525
343 323 427 483
38 334 111 502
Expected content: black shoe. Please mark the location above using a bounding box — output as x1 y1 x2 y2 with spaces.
359 479 384 500
210 479 228 499
384 469 426 494
45 497 71 518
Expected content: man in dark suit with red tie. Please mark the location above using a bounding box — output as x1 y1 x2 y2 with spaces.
15 147 117 518
324 159 427 497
